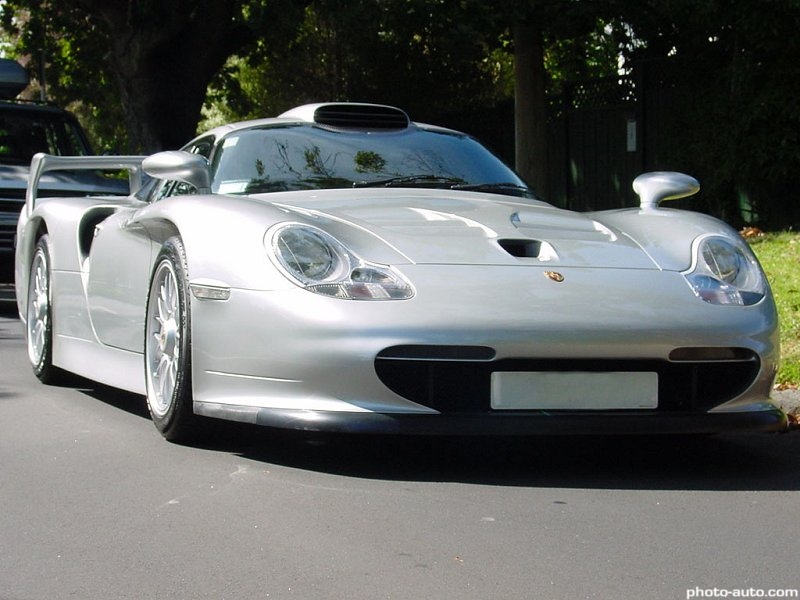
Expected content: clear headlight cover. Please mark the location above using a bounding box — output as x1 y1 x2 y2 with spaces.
684 235 766 306
269 223 414 300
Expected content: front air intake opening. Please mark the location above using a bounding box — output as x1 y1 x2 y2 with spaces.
313 104 410 130
498 239 542 258
374 357 762 413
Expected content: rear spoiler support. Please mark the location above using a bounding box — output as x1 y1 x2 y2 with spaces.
26 152 147 216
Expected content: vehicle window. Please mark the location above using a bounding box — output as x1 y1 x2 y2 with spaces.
134 176 160 203
0 109 89 164
170 182 196 196
142 179 197 203
187 136 214 159
134 178 176 203
209 124 530 197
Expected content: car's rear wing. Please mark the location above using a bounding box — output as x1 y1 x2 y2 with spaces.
26 152 147 216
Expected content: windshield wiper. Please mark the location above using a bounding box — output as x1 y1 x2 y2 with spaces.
451 182 531 194
352 176 532 197
353 175 466 188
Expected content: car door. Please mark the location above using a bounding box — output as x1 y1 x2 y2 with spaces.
87 138 214 352
85 201 156 353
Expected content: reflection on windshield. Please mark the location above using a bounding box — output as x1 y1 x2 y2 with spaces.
211 124 531 198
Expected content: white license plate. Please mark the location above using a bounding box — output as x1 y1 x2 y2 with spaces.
490 371 658 410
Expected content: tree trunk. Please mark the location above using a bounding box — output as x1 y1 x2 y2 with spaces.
514 22 548 198
79 0 243 153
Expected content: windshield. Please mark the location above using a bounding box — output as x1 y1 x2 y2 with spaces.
0 109 89 165
210 124 531 198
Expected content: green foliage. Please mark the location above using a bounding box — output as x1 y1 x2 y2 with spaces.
749 232 800 387
354 150 386 173
1 1 132 151
2 0 310 151
202 0 515 129
620 0 800 229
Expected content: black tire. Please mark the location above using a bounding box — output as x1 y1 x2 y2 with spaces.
144 237 201 442
26 235 63 384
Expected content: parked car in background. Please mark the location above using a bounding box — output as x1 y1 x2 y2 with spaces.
0 58 127 295
14 102 786 442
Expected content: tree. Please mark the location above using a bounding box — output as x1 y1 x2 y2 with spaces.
1 0 308 152
513 21 547 196
203 0 510 125
201 0 624 197
618 0 800 227
484 1 623 197
8 0 795 227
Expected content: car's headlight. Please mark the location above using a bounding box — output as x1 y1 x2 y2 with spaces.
268 223 414 300
684 235 767 305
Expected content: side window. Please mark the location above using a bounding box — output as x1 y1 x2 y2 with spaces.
155 180 195 201
171 181 196 196
187 136 214 159
154 180 175 202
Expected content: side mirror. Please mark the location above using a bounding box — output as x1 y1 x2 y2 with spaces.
142 151 211 194
633 171 699 210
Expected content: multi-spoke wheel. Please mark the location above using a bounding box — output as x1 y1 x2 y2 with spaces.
144 237 198 442
26 235 61 383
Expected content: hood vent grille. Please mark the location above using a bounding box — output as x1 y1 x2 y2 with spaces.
313 104 410 130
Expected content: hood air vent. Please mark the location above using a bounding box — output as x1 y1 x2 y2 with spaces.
498 239 542 258
313 104 410 130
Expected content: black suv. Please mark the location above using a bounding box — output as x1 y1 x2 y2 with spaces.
0 59 126 289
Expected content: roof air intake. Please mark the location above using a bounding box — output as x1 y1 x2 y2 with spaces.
313 104 410 130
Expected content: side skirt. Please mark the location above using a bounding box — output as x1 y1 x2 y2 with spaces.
54 334 145 395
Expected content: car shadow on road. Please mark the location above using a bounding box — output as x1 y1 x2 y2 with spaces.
203 421 800 492
81 386 152 419
42 356 800 493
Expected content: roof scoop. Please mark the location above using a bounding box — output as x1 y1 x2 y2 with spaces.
279 103 410 130
633 171 700 210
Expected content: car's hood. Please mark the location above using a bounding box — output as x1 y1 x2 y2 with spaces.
270 188 657 269
0 164 128 200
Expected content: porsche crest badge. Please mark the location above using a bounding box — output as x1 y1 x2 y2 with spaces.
544 271 565 283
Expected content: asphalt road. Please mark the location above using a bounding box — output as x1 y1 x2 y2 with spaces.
1 302 799 600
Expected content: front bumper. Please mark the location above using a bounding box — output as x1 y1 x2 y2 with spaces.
189 265 780 435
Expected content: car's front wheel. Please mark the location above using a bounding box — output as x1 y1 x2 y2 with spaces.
144 237 199 442
26 235 62 383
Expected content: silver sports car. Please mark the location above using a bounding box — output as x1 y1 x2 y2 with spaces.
14 103 785 441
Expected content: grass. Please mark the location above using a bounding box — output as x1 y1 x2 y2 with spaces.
747 231 800 388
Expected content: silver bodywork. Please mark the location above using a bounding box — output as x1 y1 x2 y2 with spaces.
14 104 784 436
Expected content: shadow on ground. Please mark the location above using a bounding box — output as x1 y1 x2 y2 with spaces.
218 425 800 492
54 376 800 493
114 400 798 493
